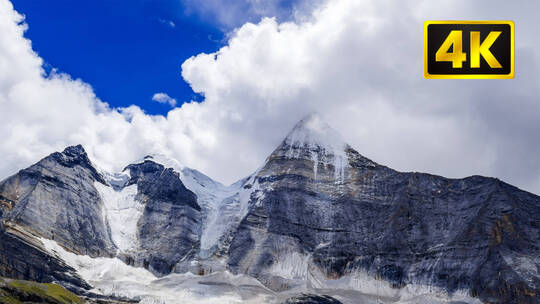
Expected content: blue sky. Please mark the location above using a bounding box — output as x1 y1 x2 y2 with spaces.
10 0 303 116
11 0 225 115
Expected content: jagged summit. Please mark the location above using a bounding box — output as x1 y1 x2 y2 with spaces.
62 144 87 156
56 144 90 163
49 144 107 184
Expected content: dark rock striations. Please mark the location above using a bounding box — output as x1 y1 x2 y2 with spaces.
0 224 89 292
123 159 202 275
0 114 538 304
0 147 202 283
226 114 540 304
0 145 114 257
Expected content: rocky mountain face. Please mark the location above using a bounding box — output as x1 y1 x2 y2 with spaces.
0 114 538 304
226 115 540 304
121 159 201 275
0 147 203 279
0 225 89 292
0 145 115 257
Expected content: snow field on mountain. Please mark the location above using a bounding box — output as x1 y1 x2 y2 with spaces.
41 228 483 304
94 181 143 253
40 237 274 303
40 238 155 288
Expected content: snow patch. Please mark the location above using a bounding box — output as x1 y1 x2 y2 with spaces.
40 237 273 303
269 252 310 280
181 167 241 253
502 251 540 288
398 284 483 304
102 171 130 189
306 263 482 304
198 172 264 256
94 181 143 253
40 237 155 288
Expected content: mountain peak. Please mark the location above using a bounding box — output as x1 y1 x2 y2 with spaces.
134 153 185 172
275 113 350 181
54 144 93 168
284 113 347 152
51 144 106 184
62 144 87 157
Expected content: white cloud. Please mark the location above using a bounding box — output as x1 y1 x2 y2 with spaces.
1 0 540 196
152 92 177 107
179 0 540 194
158 18 176 28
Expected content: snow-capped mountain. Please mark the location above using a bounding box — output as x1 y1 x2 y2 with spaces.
0 114 538 304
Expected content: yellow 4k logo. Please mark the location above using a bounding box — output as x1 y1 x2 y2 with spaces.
436 30 501 68
424 21 514 79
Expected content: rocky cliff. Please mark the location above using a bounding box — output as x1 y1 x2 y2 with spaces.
225 114 540 304
0 114 538 304
0 147 203 279
0 145 115 257
121 159 201 275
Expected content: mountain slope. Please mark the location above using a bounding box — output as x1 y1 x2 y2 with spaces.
0 145 115 257
0 147 204 278
0 114 538 304
120 159 202 275
225 114 540 303
127 154 243 259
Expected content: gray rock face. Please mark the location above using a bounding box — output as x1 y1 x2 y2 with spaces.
0 224 90 292
226 114 540 304
0 146 203 279
0 115 538 304
0 145 115 257
122 160 202 275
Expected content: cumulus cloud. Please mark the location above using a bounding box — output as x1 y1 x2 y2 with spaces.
179 0 540 193
1 0 540 195
152 92 177 107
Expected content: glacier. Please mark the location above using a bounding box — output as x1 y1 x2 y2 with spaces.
95 181 142 253
39 236 484 304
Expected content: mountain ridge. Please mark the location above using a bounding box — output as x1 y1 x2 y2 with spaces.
0 115 538 304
